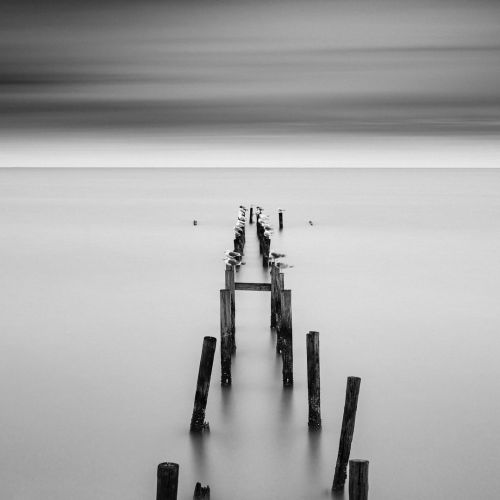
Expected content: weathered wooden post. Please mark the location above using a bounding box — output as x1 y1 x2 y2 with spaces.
278 210 283 230
225 266 236 351
306 331 321 429
220 289 232 386
262 236 270 268
190 336 217 432
249 206 254 223
270 264 278 328
193 482 210 498
280 289 293 387
275 273 284 351
157 462 179 500
349 460 369 500
332 376 361 491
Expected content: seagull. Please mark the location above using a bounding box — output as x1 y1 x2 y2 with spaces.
225 250 241 259
278 208 286 212
276 262 294 269
270 252 286 259
223 257 239 267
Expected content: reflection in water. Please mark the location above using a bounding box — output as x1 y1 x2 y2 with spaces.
188 432 209 479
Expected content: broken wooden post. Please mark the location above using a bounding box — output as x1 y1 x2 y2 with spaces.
190 336 217 432
220 289 232 386
249 206 254 223
157 462 179 500
279 210 283 230
306 331 321 429
193 482 210 498
225 266 236 351
332 376 361 491
349 460 369 500
280 289 293 386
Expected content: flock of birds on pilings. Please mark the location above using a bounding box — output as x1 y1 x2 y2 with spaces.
156 206 369 500
223 205 292 271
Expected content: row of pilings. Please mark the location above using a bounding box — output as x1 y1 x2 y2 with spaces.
157 205 369 500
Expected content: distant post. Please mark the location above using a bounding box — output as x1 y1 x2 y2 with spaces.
157 462 179 500
306 331 321 429
349 460 369 500
249 206 254 224
280 289 293 386
190 336 217 432
220 289 232 386
332 376 361 490
225 266 236 351
278 210 283 230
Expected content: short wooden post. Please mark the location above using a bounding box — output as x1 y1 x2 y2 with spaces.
249 206 254 223
193 482 210 498
190 336 217 432
225 266 236 351
349 460 369 500
306 331 321 429
280 289 293 386
157 462 179 500
278 210 283 230
332 376 361 491
220 289 232 386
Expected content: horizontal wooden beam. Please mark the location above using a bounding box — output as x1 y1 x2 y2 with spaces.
235 282 271 291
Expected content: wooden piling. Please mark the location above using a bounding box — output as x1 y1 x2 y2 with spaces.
270 264 279 328
275 273 284 351
279 211 283 230
262 236 270 268
220 289 232 386
157 462 179 500
225 266 236 351
349 460 369 500
332 376 361 491
193 482 210 498
280 289 293 386
306 331 321 429
190 336 217 432
249 206 254 223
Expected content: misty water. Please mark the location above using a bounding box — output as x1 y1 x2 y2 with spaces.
1 167 499 500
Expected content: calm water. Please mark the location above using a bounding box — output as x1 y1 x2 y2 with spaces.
1 168 499 499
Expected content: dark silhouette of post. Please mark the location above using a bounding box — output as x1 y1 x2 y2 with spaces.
270 264 279 328
280 289 293 386
278 210 283 230
249 206 254 223
349 460 369 500
220 289 232 386
262 236 270 268
157 462 179 500
193 482 210 498
306 331 321 429
332 376 361 491
225 266 235 351
275 272 284 352
190 336 217 432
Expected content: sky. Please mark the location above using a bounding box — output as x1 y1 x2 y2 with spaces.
0 0 499 166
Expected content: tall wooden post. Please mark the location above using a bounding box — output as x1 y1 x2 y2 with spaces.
262 236 270 268
275 273 284 352
306 331 321 429
157 462 179 500
332 376 361 490
225 266 236 351
270 264 278 328
190 336 217 432
349 460 369 500
280 289 293 387
278 211 283 230
220 289 232 386
249 206 254 223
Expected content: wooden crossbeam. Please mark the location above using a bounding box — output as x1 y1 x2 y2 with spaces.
235 282 271 291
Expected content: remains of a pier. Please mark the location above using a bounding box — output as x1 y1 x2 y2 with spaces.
157 462 179 500
349 460 369 500
332 376 361 491
190 336 217 432
306 331 321 429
